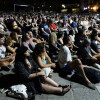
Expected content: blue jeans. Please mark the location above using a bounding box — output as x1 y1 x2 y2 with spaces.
41 33 49 41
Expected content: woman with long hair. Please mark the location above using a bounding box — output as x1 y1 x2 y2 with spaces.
15 46 71 97
33 43 57 76
49 32 59 62
5 36 18 53
22 32 35 53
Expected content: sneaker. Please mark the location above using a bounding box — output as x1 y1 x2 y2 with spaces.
93 63 100 69
86 82 96 90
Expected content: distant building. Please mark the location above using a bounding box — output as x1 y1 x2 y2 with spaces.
87 0 100 12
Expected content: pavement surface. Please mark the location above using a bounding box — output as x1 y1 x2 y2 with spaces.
0 66 100 100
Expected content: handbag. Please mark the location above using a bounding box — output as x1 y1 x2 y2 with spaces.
7 84 28 100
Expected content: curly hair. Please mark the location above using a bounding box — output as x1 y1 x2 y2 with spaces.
5 36 12 46
10 32 18 40
33 43 45 57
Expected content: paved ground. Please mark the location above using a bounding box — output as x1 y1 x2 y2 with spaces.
0 67 100 100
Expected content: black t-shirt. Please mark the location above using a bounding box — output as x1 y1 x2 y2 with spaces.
39 23 50 34
75 33 86 46
23 23 32 32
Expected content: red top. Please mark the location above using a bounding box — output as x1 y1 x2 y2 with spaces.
49 23 57 30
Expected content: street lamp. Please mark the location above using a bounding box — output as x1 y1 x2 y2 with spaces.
62 4 66 8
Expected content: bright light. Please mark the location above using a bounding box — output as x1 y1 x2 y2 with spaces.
61 9 68 12
93 6 98 11
91 7 93 10
42 5 44 7
62 4 66 8
93 6 98 10
93 6 96 10
84 7 88 10
50 6 51 7
88 6 90 9
72 9 77 11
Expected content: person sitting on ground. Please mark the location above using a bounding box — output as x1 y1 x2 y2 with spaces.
10 31 22 46
28 31 38 44
91 29 100 43
0 34 15 69
39 17 51 41
11 18 22 33
72 17 78 33
0 18 7 32
69 29 76 43
23 18 32 32
58 36 96 90
57 31 64 48
80 39 100 69
91 32 100 53
33 43 56 77
5 36 18 53
62 16 72 35
63 16 72 30
33 29 46 44
22 32 35 53
28 30 46 44
49 19 58 32
49 32 59 62
15 46 71 97
31 18 38 28
75 29 87 47
69 29 78 53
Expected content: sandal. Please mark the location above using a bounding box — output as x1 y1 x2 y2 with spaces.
59 85 68 88
60 85 71 96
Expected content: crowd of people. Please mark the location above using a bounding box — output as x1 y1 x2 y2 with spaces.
0 11 100 99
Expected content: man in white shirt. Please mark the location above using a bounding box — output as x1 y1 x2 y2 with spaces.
58 36 96 90
58 45 72 69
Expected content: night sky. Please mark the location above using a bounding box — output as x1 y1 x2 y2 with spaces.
0 0 99 11
0 0 82 11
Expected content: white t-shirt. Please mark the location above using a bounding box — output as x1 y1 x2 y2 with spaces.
0 24 4 31
69 35 75 42
70 20 73 24
81 21 89 30
0 45 6 59
58 46 72 68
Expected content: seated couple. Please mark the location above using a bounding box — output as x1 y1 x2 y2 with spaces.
58 36 100 90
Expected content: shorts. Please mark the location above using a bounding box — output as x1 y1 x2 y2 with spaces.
62 64 73 74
